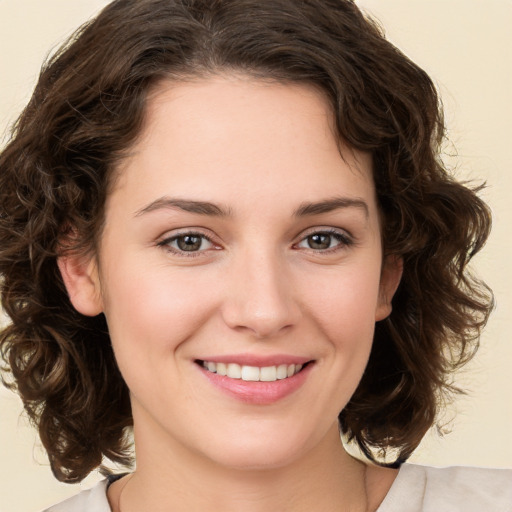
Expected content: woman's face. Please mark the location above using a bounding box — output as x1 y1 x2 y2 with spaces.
64 76 400 470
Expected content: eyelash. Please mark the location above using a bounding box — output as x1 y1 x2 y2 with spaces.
294 229 353 254
157 228 353 258
157 231 217 258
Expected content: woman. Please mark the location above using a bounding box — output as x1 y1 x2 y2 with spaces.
0 1 510 510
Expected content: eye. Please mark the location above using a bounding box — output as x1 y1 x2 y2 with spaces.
296 230 351 251
159 232 216 254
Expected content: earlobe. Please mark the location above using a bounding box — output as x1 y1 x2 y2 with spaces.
375 255 403 321
57 252 103 317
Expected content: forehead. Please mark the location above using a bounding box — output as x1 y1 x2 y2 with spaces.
112 75 376 216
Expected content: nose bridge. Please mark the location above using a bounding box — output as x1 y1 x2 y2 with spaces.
222 243 299 338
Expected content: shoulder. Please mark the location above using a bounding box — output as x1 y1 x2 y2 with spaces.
41 479 111 512
378 463 512 512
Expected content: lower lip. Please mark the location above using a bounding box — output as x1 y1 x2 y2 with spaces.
198 363 313 405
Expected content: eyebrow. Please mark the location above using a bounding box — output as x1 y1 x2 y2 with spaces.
135 197 232 217
135 196 368 218
293 197 369 218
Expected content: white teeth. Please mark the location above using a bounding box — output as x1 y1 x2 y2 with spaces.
276 364 288 380
202 361 305 382
226 363 242 379
216 362 227 376
241 365 260 381
259 366 277 382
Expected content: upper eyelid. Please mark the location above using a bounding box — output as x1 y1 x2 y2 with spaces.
296 226 353 240
156 226 354 248
292 228 355 253
158 228 216 243
158 232 218 258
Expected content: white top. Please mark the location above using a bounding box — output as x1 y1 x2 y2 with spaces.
42 463 512 512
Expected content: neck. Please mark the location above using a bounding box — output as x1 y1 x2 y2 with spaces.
115 422 381 512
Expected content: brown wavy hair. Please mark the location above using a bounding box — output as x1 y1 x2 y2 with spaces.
0 0 493 482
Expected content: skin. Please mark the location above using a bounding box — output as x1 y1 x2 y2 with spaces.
59 75 402 512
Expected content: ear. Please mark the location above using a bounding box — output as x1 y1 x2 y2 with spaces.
375 254 403 321
57 251 103 316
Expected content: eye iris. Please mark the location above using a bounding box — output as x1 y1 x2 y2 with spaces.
177 235 202 251
308 233 331 250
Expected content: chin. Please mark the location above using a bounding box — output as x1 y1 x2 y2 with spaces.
198 421 324 472
210 446 302 472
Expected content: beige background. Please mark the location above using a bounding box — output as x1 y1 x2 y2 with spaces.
0 1 511 510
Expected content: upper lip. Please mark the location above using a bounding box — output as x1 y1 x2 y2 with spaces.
196 354 313 367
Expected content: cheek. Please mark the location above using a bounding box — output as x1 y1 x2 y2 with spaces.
300 262 381 341
297 261 381 402
100 261 220 364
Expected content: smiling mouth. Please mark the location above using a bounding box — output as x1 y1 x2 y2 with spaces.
197 360 310 382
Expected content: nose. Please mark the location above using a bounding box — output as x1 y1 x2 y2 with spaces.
221 248 301 339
